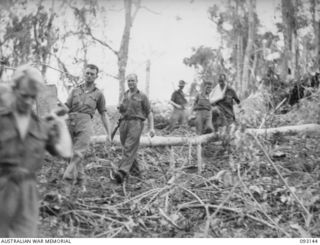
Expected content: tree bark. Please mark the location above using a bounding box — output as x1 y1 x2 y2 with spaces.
235 1 242 95
281 0 295 82
117 0 132 102
241 0 255 98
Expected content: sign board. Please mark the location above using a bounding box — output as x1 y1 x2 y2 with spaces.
36 84 58 116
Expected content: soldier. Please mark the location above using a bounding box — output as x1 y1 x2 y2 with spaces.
111 73 155 184
62 64 112 193
193 81 213 135
0 65 72 237
210 73 241 129
168 80 188 130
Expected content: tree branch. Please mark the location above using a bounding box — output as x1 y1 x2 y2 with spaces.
131 0 141 24
82 22 118 56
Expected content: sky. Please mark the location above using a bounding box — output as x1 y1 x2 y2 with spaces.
46 0 280 105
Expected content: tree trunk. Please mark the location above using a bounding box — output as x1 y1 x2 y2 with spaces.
310 0 319 69
117 0 133 102
235 1 242 95
317 21 320 69
301 37 308 75
241 0 255 98
145 59 151 96
237 36 243 95
281 0 295 82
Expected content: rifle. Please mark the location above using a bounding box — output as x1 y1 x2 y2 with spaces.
111 117 123 140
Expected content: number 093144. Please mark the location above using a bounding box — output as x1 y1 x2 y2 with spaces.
300 239 318 243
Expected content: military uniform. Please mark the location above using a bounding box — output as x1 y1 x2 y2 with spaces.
0 110 59 237
117 89 151 177
63 83 107 184
168 89 187 130
193 92 213 135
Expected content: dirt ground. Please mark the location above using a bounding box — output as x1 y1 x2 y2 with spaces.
37 124 320 237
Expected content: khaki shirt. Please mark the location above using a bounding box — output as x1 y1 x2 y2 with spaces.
0 111 58 172
65 84 107 118
119 90 151 120
193 93 211 111
171 90 187 109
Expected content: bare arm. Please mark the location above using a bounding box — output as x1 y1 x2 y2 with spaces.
147 111 155 137
100 111 112 141
169 100 182 109
169 91 182 109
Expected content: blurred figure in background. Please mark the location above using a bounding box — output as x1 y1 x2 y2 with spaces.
0 65 72 237
193 81 213 135
168 80 188 131
210 73 241 129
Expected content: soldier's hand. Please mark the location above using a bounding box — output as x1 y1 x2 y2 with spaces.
149 129 155 138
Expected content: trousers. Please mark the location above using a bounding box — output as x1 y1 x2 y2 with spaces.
63 113 93 184
168 108 187 130
0 175 38 237
118 119 144 175
194 109 213 135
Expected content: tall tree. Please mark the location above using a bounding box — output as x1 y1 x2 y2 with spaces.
83 0 141 102
280 0 296 81
241 0 256 97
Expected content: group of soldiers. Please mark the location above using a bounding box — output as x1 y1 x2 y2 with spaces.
168 73 241 135
0 64 241 237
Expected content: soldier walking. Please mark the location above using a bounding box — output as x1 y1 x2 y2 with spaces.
111 73 155 184
193 81 213 135
62 64 112 193
168 80 188 130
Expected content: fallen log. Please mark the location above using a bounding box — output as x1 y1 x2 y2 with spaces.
247 123 320 136
91 132 217 147
90 123 320 146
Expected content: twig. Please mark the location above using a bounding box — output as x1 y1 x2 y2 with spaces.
61 209 130 230
178 185 210 219
237 164 291 237
250 134 311 224
111 188 161 208
158 208 182 230
178 203 285 233
259 98 287 129
204 179 239 237
96 227 123 238
143 186 170 209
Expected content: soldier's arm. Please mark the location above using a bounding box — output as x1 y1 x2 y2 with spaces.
143 95 155 137
64 89 74 109
97 93 112 141
169 91 182 109
147 112 155 137
46 114 73 159
100 112 112 141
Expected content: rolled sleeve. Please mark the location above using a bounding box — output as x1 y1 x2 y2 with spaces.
142 95 151 117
